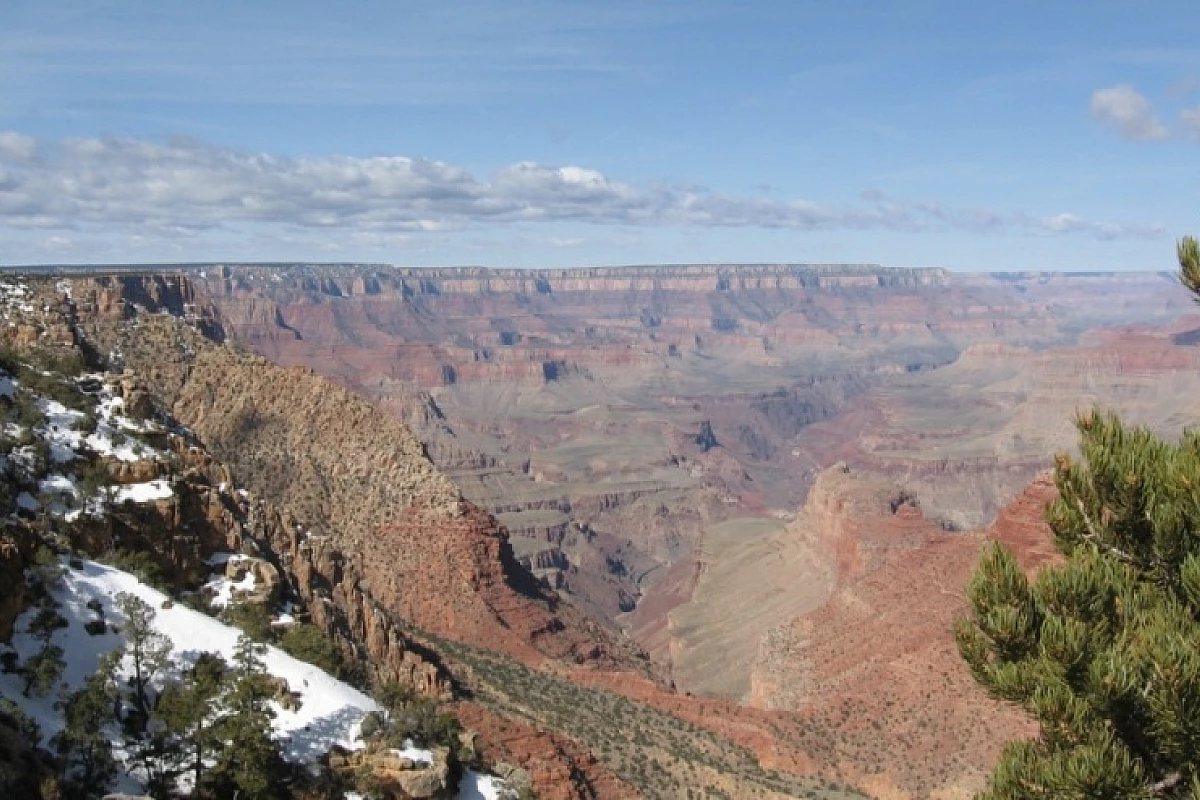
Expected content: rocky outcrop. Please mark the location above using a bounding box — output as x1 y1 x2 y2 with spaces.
224 556 281 606
59 438 455 699
741 470 1062 799
329 743 451 799
75 274 224 342
453 701 638 800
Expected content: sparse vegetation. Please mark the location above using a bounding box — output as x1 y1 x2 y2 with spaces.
277 622 342 677
221 600 274 642
97 548 168 591
429 634 866 799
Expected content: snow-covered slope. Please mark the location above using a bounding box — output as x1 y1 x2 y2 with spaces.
1 559 378 758
0 559 506 798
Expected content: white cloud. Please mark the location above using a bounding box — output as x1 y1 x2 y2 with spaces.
0 132 1164 257
1041 213 1087 233
1090 84 1169 141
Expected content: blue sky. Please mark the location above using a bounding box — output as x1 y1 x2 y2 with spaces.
1 0 1197 270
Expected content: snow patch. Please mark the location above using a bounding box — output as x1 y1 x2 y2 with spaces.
113 479 173 503
204 569 256 609
394 741 433 765
205 552 248 567
460 771 506 800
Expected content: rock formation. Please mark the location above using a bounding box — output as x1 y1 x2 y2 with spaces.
174 261 1198 675
743 469 1062 798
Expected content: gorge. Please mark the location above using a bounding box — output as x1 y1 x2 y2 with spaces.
3 262 1199 798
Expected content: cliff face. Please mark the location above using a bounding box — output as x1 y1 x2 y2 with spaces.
198 263 1182 392
743 469 1061 799
796 325 1200 529
0 279 452 700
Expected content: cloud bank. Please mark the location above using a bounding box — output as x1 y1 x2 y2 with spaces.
0 132 1163 256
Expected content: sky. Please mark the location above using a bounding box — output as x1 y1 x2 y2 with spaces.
0 0 1197 271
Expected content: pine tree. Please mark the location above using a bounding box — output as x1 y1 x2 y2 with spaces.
157 651 228 790
21 604 66 697
1176 236 1199 300
208 635 286 800
109 593 179 796
114 592 172 730
52 653 119 800
21 644 65 698
956 236 1200 799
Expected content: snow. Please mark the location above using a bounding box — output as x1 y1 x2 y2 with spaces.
85 428 145 463
85 388 161 462
204 568 256 609
394 741 433 764
6 373 164 469
389 743 505 798
205 552 248 567
0 560 509 799
16 491 37 511
39 473 79 497
37 473 81 516
113 479 173 503
460 771 506 800
0 559 377 761
41 399 85 463
202 553 257 608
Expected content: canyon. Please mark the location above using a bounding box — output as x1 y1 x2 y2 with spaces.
184 263 1200 675
4 262 1200 798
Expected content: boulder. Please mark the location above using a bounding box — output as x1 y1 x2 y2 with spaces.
224 556 282 605
328 744 452 799
263 674 302 712
105 457 161 484
493 762 534 797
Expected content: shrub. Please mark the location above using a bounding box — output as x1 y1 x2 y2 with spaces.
99 549 168 591
221 602 273 642
278 623 342 677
